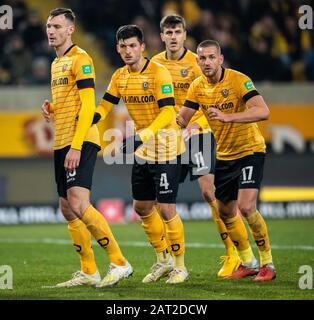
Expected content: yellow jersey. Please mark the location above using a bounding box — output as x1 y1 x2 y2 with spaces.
104 58 184 161
51 45 99 150
152 49 210 131
185 68 266 160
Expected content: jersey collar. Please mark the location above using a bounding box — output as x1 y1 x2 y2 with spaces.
63 44 76 56
219 67 225 82
165 47 187 61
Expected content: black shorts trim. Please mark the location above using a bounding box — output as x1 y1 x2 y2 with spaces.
214 152 265 203
180 132 216 183
54 142 99 198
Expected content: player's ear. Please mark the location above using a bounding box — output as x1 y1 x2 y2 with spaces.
183 30 187 41
116 44 120 54
219 54 224 65
68 24 75 36
141 42 145 52
160 32 165 42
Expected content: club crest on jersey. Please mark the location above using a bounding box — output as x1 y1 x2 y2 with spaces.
181 69 188 77
62 64 67 72
143 81 149 90
221 88 229 98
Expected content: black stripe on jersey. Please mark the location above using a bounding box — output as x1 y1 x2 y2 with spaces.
243 90 259 103
178 47 188 61
184 100 199 110
141 58 150 73
103 92 120 104
64 44 76 56
157 97 175 108
219 67 225 82
76 78 95 89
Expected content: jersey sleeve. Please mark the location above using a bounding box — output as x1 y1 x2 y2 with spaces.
184 80 200 110
236 73 260 103
155 66 175 108
73 53 95 89
103 69 121 104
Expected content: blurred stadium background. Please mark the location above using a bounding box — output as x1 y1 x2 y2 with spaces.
0 0 313 224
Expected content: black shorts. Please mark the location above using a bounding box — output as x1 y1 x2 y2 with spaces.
180 132 216 183
214 152 265 203
54 142 100 198
132 158 181 203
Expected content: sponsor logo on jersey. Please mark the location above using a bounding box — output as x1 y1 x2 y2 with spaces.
82 64 92 74
201 102 234 111
51 77 68 87
122 95 155 103
161 84 172 94
244 80 254 90
173 82 190 89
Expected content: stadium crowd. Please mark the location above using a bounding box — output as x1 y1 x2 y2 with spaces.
0 0 313 85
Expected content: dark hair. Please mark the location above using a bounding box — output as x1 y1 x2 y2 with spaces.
116 25 144 44
49 8 75 23
197 39 221 54
160 14 186 32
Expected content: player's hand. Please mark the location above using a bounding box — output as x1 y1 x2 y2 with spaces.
64 148 81 172
183 123 201 141
176 114 188 128
41 100 51 122
120 134 143 154
207 107 230 123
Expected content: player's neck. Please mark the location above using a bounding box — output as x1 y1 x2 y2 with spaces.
128 56 145 73
207 66 223 84
166 47 185 60
55 40 74 57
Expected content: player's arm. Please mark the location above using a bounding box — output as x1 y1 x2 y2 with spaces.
121 66 176 154
92 71 121 124
177 81 199 128
207 95 269 123
94 92 118 123
139 67 176 142
207 75 269 123
65 55 96 171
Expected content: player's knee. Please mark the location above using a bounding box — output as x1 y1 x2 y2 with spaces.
67 196 84 217
201 188 215 203
59 198 77 221
238 203 256 218
159 204 176 221
133 203 153 217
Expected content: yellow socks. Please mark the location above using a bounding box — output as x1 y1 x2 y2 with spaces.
141 206 168 253
156 251 171 264
81 205 126 266
246 210 273 265
164 214 185 268
209 200 236 256
223 214 255 264
68 218 97 275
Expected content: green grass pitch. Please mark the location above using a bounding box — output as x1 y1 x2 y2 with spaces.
0 219 314 300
